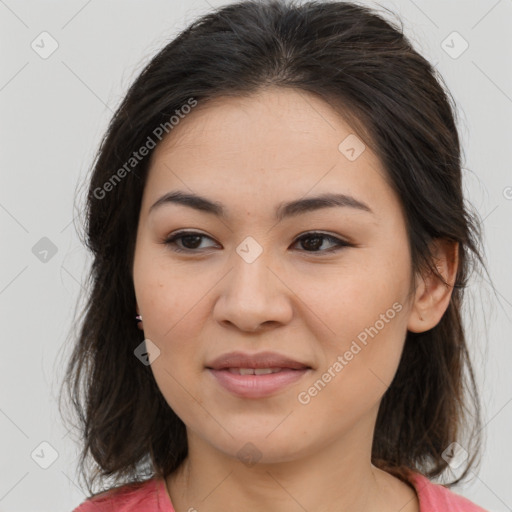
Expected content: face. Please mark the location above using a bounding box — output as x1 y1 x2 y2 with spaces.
132 87 417 464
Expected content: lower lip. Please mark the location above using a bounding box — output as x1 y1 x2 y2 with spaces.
207 368 310 398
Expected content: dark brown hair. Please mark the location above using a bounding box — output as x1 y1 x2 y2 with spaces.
58 0 490 496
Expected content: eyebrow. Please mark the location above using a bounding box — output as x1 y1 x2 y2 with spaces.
148 190 373 222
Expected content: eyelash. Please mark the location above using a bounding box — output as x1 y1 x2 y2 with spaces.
162 230 352 255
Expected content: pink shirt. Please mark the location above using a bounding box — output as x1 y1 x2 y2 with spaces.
72 471 488 511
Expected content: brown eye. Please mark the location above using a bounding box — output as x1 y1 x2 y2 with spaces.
293 233 351 253
163 231 217 253
162 231 351 255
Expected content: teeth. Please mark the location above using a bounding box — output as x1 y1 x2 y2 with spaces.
227 368 283 375
254 368 280 375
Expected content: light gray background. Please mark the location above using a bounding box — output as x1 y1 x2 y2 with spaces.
1 0 511 511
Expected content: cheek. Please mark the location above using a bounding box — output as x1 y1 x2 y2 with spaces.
301 255 409 389
136 263 208 422
134 250 201 337
150 355 209 433
297 259 405 339
298 305 407 431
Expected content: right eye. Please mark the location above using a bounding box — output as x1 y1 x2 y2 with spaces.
162 231 217 253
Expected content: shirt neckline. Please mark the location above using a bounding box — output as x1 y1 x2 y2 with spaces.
155 476 175 510
154 471 429 512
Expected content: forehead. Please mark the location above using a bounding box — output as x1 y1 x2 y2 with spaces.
142 88 400 221
151 87 367 161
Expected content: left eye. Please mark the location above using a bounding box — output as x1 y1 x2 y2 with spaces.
162 231 351 254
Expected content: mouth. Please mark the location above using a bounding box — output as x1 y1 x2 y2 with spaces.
205 351 312 398
223 367 296 375
207 367 311 399
205 350 312 371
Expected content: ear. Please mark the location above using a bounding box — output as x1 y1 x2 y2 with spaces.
407 238 459 333
135 302 144 331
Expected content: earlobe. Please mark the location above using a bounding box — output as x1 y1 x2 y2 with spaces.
407 273 429 333
135 303 144 330
406 239 459 334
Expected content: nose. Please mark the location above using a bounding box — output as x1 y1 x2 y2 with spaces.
213 248 294 333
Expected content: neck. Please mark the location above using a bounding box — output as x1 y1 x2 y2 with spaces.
169 457 378 512
164 413 418 512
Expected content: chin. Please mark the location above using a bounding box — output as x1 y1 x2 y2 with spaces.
204 429 310 466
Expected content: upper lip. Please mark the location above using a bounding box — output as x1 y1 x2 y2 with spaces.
206 351 311 370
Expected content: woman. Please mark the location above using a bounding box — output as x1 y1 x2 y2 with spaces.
62 1 490 510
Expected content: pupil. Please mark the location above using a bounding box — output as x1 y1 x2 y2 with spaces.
304 236 321 251
183 235 202 249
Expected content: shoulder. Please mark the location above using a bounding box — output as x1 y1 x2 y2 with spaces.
71 477 174 512
407 471 489 512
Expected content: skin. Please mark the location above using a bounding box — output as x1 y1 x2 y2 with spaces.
132 86 458 512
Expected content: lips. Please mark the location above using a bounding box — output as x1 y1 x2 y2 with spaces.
227 367 284 375
205 351 311 371
205 351 312 398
